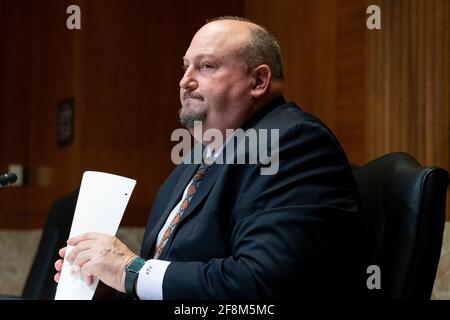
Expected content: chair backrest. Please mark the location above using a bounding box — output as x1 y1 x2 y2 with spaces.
22 189 79 300
353 152 449 299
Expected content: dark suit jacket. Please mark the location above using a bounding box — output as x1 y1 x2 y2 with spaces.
140 96 363 299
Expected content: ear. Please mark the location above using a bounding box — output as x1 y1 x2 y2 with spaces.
250 64 271 99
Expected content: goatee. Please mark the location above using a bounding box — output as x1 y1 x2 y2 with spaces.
179 105 207 129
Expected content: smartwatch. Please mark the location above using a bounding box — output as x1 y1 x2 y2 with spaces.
125 256 146 298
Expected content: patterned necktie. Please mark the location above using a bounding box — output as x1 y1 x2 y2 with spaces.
153 162 212 259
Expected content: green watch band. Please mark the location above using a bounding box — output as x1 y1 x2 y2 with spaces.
125 256 146 298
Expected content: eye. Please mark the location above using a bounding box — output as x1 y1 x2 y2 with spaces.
200 63 214 70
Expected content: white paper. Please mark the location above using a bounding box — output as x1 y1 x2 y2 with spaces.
54 171 136 300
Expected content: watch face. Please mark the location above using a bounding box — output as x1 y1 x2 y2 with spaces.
128 257 145 273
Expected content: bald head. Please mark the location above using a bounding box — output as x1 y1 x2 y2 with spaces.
204 17 284 81
179 17 284 137
197 18 256 43
189 20 254 68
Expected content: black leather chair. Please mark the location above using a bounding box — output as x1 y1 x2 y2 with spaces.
353 152 449 299
21 189 79 300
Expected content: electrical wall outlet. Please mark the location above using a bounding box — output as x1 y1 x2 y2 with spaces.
8 164 24 187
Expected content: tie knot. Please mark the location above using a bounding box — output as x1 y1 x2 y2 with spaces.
203 155 215 166
193 162 211 182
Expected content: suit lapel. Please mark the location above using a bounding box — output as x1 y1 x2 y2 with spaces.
141 163 199 258
158 162 224 259
179 162 222 224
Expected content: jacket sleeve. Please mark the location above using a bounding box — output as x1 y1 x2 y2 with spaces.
162 120 360 299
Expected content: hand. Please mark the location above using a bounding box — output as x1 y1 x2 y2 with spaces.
54 246 119 299
54 247 66 283
65 232 137 293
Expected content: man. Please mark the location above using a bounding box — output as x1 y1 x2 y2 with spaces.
55 17 362 299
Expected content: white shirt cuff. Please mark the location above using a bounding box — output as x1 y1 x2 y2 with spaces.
136 259 171 300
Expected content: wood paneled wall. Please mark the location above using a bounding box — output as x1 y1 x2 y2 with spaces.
245 0 367 164
367 0 449 169
245 0 449 217
1 0 449 228
0 0 243 228
366 0 450 218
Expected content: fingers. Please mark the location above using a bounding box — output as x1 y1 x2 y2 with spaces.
55 259 63 272
69 254 94 285
54 250 65 283
67 232 102 245
71 250 92 273
57 233 130 291
85 275 94 286
67 243 94 280
54 264 93 285
59 247 66 258
65 240 95 262
80 261 97 286
54 247 97 286
69 262 94 286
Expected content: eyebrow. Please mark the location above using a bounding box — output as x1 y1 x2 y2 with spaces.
182 54 217 63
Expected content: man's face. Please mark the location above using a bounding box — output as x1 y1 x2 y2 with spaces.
179 21 254 135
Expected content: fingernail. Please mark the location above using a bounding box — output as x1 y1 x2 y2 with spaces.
71 266 80 275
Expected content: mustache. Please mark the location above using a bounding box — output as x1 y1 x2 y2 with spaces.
182 91 204 100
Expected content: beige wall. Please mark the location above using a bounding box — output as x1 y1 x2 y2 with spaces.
0 227 144 296
1 224 449 298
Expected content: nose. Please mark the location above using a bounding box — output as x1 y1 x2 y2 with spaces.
179 66 198 90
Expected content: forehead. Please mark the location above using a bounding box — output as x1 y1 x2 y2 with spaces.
183 21 250 62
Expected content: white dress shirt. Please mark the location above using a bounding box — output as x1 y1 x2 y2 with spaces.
136 145 221 300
